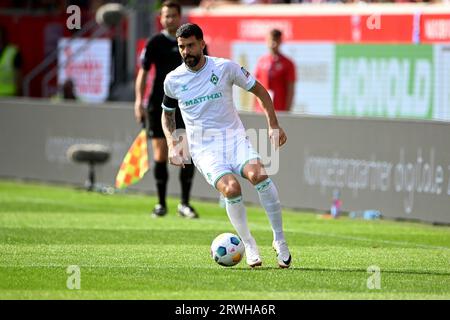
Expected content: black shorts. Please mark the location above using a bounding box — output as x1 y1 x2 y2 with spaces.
147 103 185 139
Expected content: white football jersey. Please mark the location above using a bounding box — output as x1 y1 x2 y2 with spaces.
162 56 256 159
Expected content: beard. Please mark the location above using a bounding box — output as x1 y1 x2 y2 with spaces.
183 54 201 68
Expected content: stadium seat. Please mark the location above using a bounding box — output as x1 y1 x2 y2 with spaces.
67 144 111 191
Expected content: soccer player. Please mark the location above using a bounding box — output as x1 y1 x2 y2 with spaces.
161 23 292 268
254 29 296 112
134 1 198 219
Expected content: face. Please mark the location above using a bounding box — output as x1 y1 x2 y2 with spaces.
177 36 205 68
160 6 181 34
267 35 281 53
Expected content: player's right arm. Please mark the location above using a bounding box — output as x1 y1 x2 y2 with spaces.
161 94 185 167
134 68 148 123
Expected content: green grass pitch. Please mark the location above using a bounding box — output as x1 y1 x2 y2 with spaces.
0 180 449 299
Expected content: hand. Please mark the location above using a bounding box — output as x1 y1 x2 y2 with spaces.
269 126 287 150
168 137 186 168
134 101 147 124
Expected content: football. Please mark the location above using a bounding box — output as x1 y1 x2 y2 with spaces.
210 233 245 267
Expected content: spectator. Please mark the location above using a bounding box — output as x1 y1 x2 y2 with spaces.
51 78 78 102
0 26 22 97
254 29 296 112
199 0 241 9
62 78 77 100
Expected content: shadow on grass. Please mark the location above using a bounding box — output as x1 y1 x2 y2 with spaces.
232 266 450 277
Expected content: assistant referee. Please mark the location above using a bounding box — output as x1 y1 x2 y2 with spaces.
134 0 198 218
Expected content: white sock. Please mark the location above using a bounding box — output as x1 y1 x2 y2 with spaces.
224 195 253 244
255 178 285 242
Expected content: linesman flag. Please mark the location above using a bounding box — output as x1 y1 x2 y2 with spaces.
115 127 149 189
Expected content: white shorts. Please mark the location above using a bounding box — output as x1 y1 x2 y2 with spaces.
192 136 260 189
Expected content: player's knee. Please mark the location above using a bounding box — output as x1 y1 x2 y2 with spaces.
247 171 268 185
223 180 241 198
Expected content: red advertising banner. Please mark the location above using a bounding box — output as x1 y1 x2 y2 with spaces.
58 38 111 103
357 14 417 43
421 14 450 43
189 14 415 58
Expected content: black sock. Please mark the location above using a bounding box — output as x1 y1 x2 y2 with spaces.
180 164 195 205
154 161 168 207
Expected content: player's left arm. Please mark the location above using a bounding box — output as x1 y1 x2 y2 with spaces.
249 81 287 148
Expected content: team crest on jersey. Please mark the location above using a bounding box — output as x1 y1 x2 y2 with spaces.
241 67 250 78
181 84 188 92
210 72 219 85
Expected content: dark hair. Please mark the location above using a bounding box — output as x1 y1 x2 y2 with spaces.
175 23 203 40
270 29 282 40
161 0 181 15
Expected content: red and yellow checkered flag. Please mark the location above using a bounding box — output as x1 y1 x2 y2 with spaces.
115 129 149 189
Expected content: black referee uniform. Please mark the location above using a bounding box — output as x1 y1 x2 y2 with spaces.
140 31 185 138
139 30 206 218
